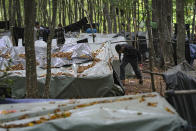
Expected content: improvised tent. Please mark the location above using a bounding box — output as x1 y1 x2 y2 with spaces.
163 62 196 131
0 33 133 99
0 92 187 131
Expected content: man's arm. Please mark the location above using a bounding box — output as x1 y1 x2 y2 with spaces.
137 50 142 63
119 53 121 63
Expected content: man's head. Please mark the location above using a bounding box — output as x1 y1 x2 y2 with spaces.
35 22 40 29
115 44 124 53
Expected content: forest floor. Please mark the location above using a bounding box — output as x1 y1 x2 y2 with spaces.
124 60 169 96
124 60 196 96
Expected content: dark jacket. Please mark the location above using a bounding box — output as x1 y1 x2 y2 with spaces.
119 44 141 62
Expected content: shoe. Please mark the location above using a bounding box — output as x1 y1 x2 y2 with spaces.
139 79 143 85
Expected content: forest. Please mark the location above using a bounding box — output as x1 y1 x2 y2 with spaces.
0 0 196 131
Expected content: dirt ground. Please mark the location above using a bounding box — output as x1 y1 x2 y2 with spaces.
124 61 167 96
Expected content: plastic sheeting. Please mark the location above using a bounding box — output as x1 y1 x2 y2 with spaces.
0 38 124 99
163 62 196 131
0 34 135 99
0 93 187 131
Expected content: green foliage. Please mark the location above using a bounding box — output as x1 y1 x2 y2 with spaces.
150 22 157 29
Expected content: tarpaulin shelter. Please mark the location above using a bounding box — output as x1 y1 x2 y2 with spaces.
163 62 196 131
0 93 187 131
0 34 130 99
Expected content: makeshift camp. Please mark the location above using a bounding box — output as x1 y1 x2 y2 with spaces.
0 92 187 131
163 62 196 131
0 33 136 99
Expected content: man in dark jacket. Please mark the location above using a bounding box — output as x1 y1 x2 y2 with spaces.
115 44 143 85
56 23 65 46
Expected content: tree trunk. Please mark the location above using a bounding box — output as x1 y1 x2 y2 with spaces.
42 0 48 27
59 0 62 24
144 0 156 92
68 0 72 24
44 0 57 98
81 0 84 18
2 0 7 29
152 0 159 57
9 0 16 46
24 0 38 98
93 0 96 23
111 2 117 33
176 0 185 63
88 0 93 25
73 0 77 22
62 0 66 26
191 0 196 41
2 0 7 21
103 1 112 33
156 0 173 67
103 1 107 33
16 0 22 27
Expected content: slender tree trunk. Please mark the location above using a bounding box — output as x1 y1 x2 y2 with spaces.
94 0 97 23
9 0 12 27
68 0 72 24
144 0 156 91
9 0 16 46
62 0 66 26
117 9 121 32
152 0 159 56
74 0 78 22
111 2 117 33
59 0 62 24
97 0 100 32
176 0 185 63
103 8 107 33
44 0 57 98
2 0 7 21
103 1 112 33
81 0 84 18
2 0 7 29
49 0 52 21
42 0 48 26
88 0 93 25
191 1 196 41
24 0 38 98
16 0 22 27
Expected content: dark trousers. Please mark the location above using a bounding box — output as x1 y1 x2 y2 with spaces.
120 57 142 80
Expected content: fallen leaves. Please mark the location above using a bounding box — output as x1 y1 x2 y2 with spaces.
147 102 158 107
39 72 73 77
137 112 142 115
18 54 25 58
51 52 73 60
0 111 72 129
139 97 146 103
0 110 16 114
19 114 29 120
165 107 175 114
8 64 24 71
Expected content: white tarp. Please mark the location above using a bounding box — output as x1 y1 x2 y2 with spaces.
0 93 187 131
0 34 135 99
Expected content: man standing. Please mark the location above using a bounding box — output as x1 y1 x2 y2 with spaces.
115 44 143 85
56 23 65 46
34 22 40 41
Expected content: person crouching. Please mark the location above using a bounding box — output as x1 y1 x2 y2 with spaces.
115 44 143 85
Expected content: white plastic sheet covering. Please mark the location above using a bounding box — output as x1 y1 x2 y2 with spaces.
0 36 13 49
0 93 187 131
0 34 134 98
1 39 124 98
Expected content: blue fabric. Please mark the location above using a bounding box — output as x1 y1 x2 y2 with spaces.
0 98 64 104
190 44 196 59
86 28 97 33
